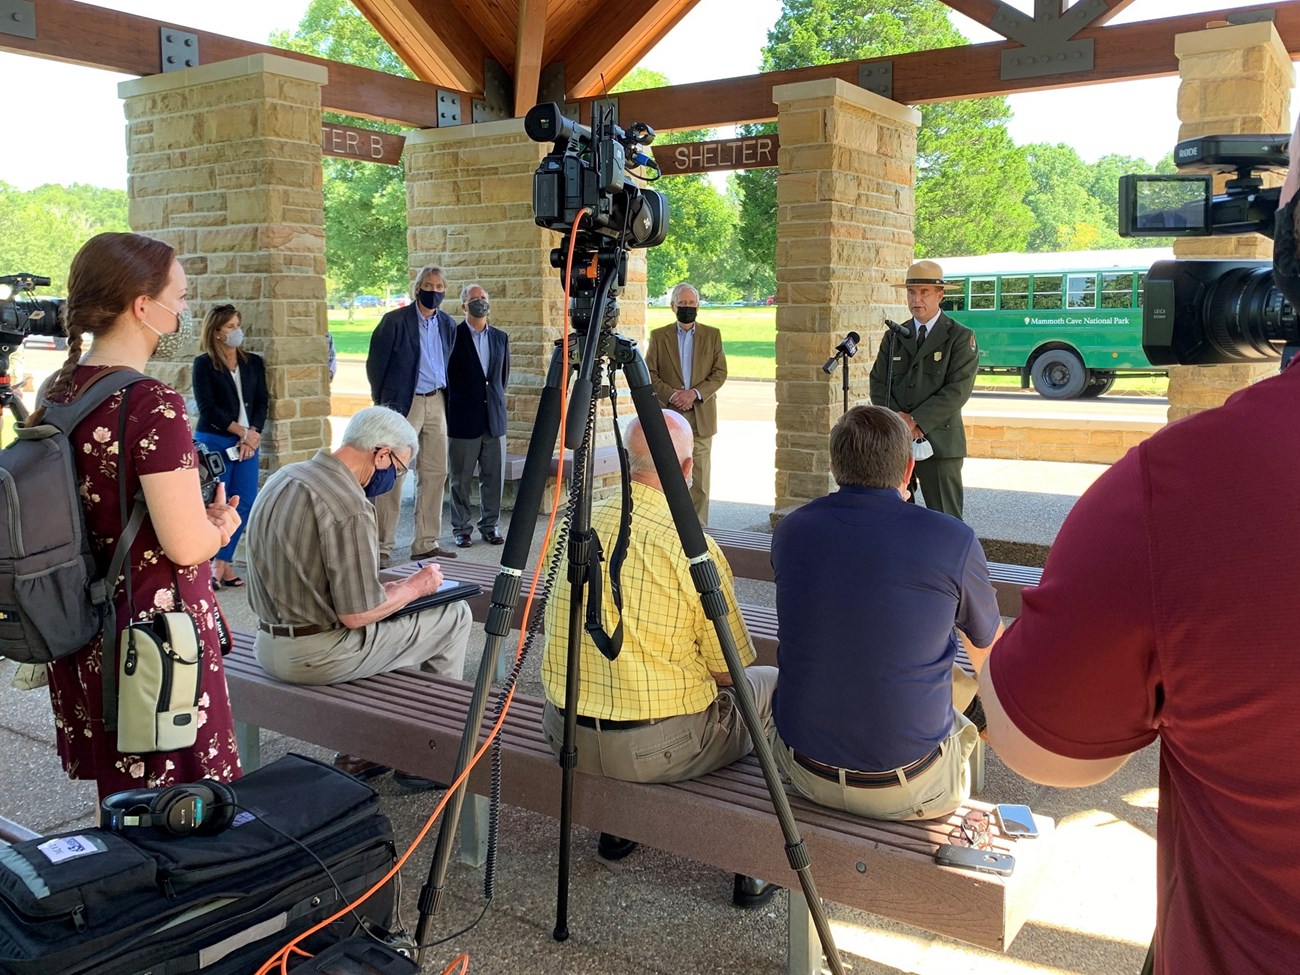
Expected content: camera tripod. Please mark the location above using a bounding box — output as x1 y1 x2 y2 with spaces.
410 237 846 974
0 339 31 448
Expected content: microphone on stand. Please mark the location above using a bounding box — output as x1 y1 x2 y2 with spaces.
821 331 861 374
884 318 915 339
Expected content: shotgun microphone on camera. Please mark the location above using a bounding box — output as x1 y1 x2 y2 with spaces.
822 331 861 374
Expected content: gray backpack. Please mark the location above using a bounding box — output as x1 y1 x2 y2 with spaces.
0 368 147 664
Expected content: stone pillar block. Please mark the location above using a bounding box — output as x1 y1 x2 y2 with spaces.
1170 23 1294 421
119 54 330 470
771 79 920 510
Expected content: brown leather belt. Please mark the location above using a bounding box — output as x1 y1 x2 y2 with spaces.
792 743 944 788
257 620 336 638
414 389 444 396
571 713 659 731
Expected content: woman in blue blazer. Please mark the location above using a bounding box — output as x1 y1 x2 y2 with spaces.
192 304 268 588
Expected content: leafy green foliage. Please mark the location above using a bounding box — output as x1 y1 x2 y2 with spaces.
740 0 1034 262
272 0 411 308
0 183 129 293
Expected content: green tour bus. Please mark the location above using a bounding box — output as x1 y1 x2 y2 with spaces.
937 248 1172 399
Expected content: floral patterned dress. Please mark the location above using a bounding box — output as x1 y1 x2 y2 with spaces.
46 367 242 799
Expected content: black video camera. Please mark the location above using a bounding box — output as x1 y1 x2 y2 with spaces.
524 102 669 250
1117 135 1300 365
194 441 226 505
0 273 66 351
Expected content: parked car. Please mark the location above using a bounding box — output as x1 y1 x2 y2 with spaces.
22 334 68 351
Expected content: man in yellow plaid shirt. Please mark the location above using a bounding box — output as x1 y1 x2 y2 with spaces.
541 410 779 907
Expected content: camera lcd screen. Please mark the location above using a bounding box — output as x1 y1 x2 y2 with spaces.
1119 175 1213 237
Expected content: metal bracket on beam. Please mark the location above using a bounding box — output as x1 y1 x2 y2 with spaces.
857 60 894 100
1228 8 1277 25
437 90 462 126
474 58 511 123
994 0 1102 81
160 27 199 72
0 0 35 40
539 62 580 121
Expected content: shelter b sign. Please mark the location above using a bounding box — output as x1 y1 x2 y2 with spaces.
321 123 405 165
655 135 780 175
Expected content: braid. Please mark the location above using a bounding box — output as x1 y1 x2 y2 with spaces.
24 333 84 427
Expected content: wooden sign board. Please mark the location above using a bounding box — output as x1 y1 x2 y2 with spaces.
321 123 405 165
653 135 780 175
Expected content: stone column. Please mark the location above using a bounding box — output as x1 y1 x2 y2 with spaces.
404 120 646 504
119 54 330 467
1168 22 1293 422
772 79 921 511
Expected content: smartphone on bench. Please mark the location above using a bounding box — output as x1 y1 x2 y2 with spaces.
934 844 1016 876
994 803 1039 839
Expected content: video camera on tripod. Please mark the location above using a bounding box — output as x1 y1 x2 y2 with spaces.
1118 134 1299 366
1 273 66 373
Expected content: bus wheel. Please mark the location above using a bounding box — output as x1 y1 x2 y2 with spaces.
1081 371 1116 397
1030 349 1088 399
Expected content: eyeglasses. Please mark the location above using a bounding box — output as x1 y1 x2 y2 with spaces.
948 809 993 850
391 452 409 476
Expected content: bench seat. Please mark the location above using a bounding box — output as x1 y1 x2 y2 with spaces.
223 634 1053 966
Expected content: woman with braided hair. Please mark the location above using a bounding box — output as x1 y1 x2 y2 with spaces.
33 232 243 800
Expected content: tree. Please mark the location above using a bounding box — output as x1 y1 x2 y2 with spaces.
613 68 734 298
271 0 410 308
739 0 1034 262
0 182 128 295
1021 143 1117 251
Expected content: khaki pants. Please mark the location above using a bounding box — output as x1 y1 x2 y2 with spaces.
771 665 979 821
691 432 712 525
541 666 778 784
253 601 471 685
376 391 448 556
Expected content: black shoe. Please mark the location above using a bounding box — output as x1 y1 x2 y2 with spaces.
454 534 473 548
597 833 639 861
962 695 988 734
392 770 448 792
333 753 392 781
732 874 780 909
481 529 505 545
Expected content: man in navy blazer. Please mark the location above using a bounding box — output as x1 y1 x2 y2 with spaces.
366 264 458 564
446 283 510 547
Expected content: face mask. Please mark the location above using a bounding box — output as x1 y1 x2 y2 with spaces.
1274 200 1300 309
417 289 444 310
142 299 195 360
224 328 245 349
675 305 698 325
364 462 398 498
466 298 490 319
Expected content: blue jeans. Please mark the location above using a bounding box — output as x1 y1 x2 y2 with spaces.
194 431 259 563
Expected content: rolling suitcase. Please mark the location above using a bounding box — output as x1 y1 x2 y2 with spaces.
0 753 397 975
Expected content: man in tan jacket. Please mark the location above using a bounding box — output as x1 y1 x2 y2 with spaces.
645 281 728 524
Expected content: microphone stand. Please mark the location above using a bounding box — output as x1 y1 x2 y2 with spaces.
822 332 859 416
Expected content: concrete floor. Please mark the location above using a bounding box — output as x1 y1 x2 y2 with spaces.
0 418 1156 975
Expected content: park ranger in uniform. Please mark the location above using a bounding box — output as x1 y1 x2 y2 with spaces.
868 260 979 520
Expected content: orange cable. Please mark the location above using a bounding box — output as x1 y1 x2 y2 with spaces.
256 207 591 975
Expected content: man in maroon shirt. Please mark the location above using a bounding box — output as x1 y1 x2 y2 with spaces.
980 132 1300 973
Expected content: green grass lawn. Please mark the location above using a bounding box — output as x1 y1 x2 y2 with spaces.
329 306 1169 393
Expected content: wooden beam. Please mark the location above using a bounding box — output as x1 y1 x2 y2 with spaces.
0 0 474 129
514 0 548 117
556 0 704 98
939 0 1141 35
576 1 1300 131
352 0 487 91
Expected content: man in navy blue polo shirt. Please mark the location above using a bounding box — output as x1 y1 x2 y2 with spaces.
769 405 1002 821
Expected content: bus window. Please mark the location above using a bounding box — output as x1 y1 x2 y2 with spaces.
1001 276 1029 311
1101 272 1135 308
1067 273 1097 309
1032 274 1063 309
943 288 967 313
970 277 996 310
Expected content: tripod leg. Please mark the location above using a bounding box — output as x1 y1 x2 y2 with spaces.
413 345 568 954
620 351 848 975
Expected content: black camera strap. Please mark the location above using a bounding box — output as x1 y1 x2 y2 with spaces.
584 400 633 662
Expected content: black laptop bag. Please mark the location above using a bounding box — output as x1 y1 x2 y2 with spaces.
0 754 396 975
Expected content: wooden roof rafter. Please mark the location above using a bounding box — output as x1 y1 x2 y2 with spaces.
549 0 705 98
352 0 490 91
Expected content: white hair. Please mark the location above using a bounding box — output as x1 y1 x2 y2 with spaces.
460 283 487 303
670 282 699 307
411 264 445 298
341 406 419 457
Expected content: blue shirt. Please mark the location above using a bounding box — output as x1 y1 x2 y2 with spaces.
415 308 448 393
468 323 491 375
771 485 1000 771
676 324 696 392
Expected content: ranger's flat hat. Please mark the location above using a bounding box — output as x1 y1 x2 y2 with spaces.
900 260 953 288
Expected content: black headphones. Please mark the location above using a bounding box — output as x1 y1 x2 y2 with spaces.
100 779 237 836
